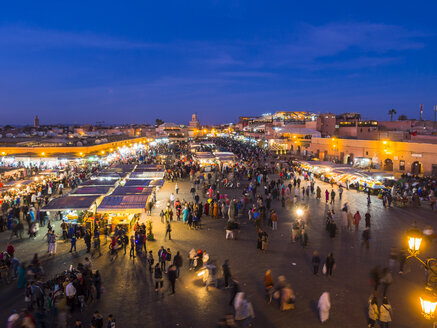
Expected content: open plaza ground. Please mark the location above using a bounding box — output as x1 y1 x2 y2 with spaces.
0 154 436 327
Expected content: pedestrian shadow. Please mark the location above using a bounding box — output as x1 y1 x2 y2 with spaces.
309 299 319 319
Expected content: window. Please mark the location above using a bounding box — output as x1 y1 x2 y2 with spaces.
360 128 363 132
366 151 368 155
399 160 405 171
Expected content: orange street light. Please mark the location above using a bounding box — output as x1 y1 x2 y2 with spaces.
407 226 423 255
420 288 437 320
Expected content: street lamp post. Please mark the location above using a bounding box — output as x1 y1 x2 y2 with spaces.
406 225 437 326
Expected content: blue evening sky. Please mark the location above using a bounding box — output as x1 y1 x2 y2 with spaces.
1 1 437 125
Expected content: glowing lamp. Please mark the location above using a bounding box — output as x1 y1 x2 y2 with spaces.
420 288 437 319
407 226 423 254
296 208 304 217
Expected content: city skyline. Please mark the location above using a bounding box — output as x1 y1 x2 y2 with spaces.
1 1 437 124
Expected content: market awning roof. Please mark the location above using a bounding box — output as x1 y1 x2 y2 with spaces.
129 171 165 179
70 186 112 196
96 195 149 213
111 186 154 196
81 179 118 186
42 195 99 211
124 179 151 187
134 164 164 172
91 172 126 179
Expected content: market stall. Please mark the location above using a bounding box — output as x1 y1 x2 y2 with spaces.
194 152 217 171
42 195 101 223
96 194 151 231
298 160 394 192
214 152 236 171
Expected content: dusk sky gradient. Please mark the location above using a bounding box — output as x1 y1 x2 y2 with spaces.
1 1 437 125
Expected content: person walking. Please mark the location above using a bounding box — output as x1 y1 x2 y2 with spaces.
365 212 371 228
368 296 379 327
338 186 343 200
148 251 154 273
91 311 104 328
380 268 392 297
330 189 336 204
107 314 116 328
173 251 182 277
222 259 232 288
271 210 278 231
69 234 77 253
312 251 321 275
129 236 136 258
47 230 57 256
154 263 164 294
325 253 335 276
379 297 392 328
175 183 179 195
233 292 255 327
353 211 361 231
168 264 177 294
158 246 167 272
165 222 172 241
362 227 371 249
325 190 329 203
318 292 331 323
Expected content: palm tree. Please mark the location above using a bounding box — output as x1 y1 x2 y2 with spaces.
388 109 397 121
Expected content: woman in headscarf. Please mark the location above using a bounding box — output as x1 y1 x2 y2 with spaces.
213 202 219 219
318 292 331 323
233 292 255 327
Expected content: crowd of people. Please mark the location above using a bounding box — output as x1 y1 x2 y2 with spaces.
1 137 436 327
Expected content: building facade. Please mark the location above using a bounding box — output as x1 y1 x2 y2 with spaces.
308 137 437 175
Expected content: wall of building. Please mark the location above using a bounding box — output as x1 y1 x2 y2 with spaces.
308 137 437 175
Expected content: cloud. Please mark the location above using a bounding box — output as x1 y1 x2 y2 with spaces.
271 22 426 68
0 25 155 49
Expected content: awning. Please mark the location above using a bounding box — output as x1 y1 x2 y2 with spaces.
124 179 151 187
129 171 165 179
111 186 154 196
81 179 118 186
42 195 100 211
91 172 126 179
70 186 112 196
134 164 164 172
97 195 150 213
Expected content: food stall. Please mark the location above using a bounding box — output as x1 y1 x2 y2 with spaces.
42 195 101 223
96 194 151 231
298 160 394 193
214 152 237 171
194 152 217 171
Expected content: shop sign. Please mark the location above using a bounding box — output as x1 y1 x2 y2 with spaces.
411 153 422 158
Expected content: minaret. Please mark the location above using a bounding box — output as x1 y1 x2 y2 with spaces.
189 113 200 128
34 115 40 128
